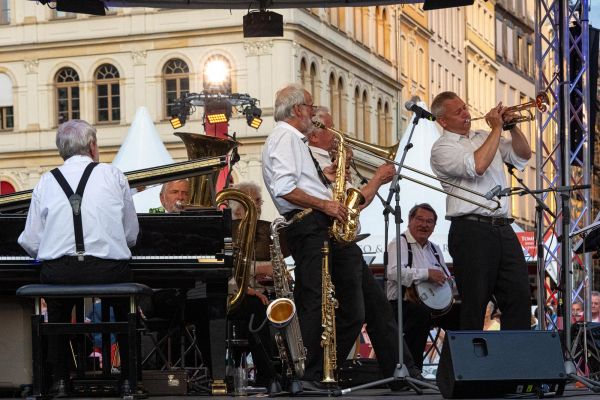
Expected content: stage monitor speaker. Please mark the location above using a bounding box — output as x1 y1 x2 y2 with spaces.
0 297 33 390
436 330 566 398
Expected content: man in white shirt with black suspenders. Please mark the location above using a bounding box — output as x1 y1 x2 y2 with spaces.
19 119 139 396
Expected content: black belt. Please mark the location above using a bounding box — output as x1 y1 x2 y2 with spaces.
449 214 514 226
283 209 303 221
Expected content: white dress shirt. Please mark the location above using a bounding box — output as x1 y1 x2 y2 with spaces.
386 230 448 301
262 121 332 214
430 129 528 217
18 155 139 260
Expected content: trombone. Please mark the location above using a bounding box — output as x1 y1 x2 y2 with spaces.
313 121 501 211
467 91 549 125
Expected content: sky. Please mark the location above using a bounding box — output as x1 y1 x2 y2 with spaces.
592 2 600 29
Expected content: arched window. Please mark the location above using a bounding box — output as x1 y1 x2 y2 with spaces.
354 87 362 139
362 90 370 142
329 73 338 127
361 7 369 47
309 62 319 102
383 8 391 59
163 58 189 118
0 73 13 130
354 8 362 42
337 8 346 32
384 102 392 143
1 0 10 25
95 64 120 123
377 99 384 145
203 55 232 94
376 7 384 56
300 58 308 89
55 67 80 125
337 77 346 132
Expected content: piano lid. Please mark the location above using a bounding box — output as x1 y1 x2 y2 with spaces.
0 156 228 213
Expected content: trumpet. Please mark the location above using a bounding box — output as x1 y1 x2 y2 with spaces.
467 91 549 127
314 123 501 211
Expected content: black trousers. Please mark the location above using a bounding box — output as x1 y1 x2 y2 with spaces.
448 220 531 330
286 211 364 381
390 299 460 370
286 211 417 381
40 257 131 382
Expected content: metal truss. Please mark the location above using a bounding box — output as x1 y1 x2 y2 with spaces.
535 0 592 359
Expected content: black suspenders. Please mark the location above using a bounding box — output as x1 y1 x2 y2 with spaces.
51 162 98 260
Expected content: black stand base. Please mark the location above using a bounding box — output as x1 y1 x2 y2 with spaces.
333 363 438 396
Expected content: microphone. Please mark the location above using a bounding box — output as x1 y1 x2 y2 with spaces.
404 101 436 121
484 185 502 200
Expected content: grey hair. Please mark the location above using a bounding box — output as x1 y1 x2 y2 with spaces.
592 291 600 297
159 179 190 195
230 181 261 217
430 91 459 119
314 106 330 125
55 119 97 160
273 83 306 122
408 203 438 222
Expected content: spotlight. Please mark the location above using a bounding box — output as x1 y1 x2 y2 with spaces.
206 113 229 124
170 116 184 129
204 99 232 125
244 105 263 129
204 57 231 94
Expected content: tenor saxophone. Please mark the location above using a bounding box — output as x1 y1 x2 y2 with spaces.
313 120 364 244
320 241 338 384
266 212 311 379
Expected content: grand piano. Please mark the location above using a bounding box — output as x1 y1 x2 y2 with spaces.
0 153 236 390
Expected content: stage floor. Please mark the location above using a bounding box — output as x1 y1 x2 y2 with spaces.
1 384 597 399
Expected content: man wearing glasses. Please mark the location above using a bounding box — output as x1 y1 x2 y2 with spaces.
386 203 459 374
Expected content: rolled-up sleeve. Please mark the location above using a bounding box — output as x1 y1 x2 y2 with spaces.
499 136 529 171
431 139 480 180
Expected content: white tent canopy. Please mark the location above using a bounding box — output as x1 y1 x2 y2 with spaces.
358 101 450 263
112 106 174 212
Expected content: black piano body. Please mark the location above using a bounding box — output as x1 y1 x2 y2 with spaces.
0 210 233 293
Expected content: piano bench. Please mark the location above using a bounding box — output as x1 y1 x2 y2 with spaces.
17 283 152 399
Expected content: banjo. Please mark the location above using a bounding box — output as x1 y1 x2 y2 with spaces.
401 234 455 316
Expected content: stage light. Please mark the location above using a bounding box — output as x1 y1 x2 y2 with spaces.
206 113 228 124
244 105 262 129
204 58 231 94
170 116 184 129
423 0 475 10
243 10 283 38
56 0 106 16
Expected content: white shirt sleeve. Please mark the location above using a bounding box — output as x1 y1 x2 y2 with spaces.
119 171 139 248
386 236 429 288
18 185 44 259
498 136 529 171
268 132 304 198
431 137 481 180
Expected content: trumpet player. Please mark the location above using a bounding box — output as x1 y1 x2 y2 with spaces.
157 179 190 213
308 107 425 386
429 91 532 331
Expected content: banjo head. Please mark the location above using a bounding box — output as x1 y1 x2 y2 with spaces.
415 281 453 311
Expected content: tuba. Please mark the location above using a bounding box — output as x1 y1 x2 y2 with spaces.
215 188 258 313
176 132 236 207
266 211 311 379
320 241 338 384
313 121 365 244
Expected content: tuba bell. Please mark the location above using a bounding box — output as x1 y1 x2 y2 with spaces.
176 132 236 207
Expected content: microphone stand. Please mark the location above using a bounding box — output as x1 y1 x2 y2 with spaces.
336 111 438 396
503 168 600 391
504 164 555 331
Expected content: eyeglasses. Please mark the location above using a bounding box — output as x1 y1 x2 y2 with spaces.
415 217 436 226
301 103 318 111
